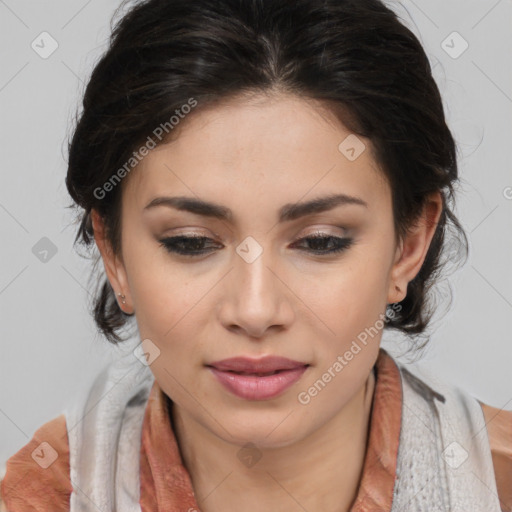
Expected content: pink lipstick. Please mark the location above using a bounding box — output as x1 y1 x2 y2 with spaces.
206 356 309 400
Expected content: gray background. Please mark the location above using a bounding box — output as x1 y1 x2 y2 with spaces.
1 0 511 467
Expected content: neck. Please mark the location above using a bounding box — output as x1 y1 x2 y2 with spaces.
171 368 376 512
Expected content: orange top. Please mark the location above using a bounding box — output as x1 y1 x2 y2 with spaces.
1 349 511 511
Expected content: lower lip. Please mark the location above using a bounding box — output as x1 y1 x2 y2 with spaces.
208 366 308 400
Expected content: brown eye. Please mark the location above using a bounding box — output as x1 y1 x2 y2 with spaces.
291 234 354 255
159 235 220 256
158 233 354 258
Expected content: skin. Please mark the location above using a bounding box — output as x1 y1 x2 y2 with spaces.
92 91 442 512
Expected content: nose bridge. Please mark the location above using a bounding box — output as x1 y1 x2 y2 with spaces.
218 234 295 338
233 235 276 304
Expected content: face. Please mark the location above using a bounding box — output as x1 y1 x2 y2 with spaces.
93 92 440 448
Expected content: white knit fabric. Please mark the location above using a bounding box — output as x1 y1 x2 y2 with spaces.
65 351 154 512
64 353 502 511
391 365 502 511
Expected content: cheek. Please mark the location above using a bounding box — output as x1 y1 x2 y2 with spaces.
297 251 389 313
122 230 184 332
130 269 200 338
124 248 216 361
296 252 391 359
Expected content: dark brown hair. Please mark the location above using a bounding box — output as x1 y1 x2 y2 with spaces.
65 0 468 351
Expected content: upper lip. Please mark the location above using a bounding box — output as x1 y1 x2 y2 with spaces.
207 356 309 373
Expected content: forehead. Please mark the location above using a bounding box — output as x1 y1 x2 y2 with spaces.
123 92 390 215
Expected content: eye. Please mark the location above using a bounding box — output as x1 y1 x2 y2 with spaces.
291 233 354 255
159 232 354 258
159 234 220 257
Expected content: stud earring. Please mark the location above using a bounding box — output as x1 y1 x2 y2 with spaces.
117 292 126 305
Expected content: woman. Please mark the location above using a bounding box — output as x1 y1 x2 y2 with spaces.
1 0 511 510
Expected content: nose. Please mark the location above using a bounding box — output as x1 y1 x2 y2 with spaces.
218 240 294 339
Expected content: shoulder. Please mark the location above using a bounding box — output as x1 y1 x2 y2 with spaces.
0 414 72 512
390 356 512 511
479 401 512 512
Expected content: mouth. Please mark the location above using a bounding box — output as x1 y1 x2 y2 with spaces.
206 358 310 400
219 369 299 377
206 355 309 374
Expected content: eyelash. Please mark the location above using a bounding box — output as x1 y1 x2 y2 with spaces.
158 232 354 257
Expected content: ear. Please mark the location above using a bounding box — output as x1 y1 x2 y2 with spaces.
387 191 443 304
91 209 134 314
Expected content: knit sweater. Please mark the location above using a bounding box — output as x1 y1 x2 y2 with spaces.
1 348 511 511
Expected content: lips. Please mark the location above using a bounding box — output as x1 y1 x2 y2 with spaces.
206 355 308 374
206 356 309 400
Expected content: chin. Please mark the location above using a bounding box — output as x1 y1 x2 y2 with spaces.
214 410 307 448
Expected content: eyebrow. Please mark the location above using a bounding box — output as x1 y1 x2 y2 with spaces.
143 193 368 223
